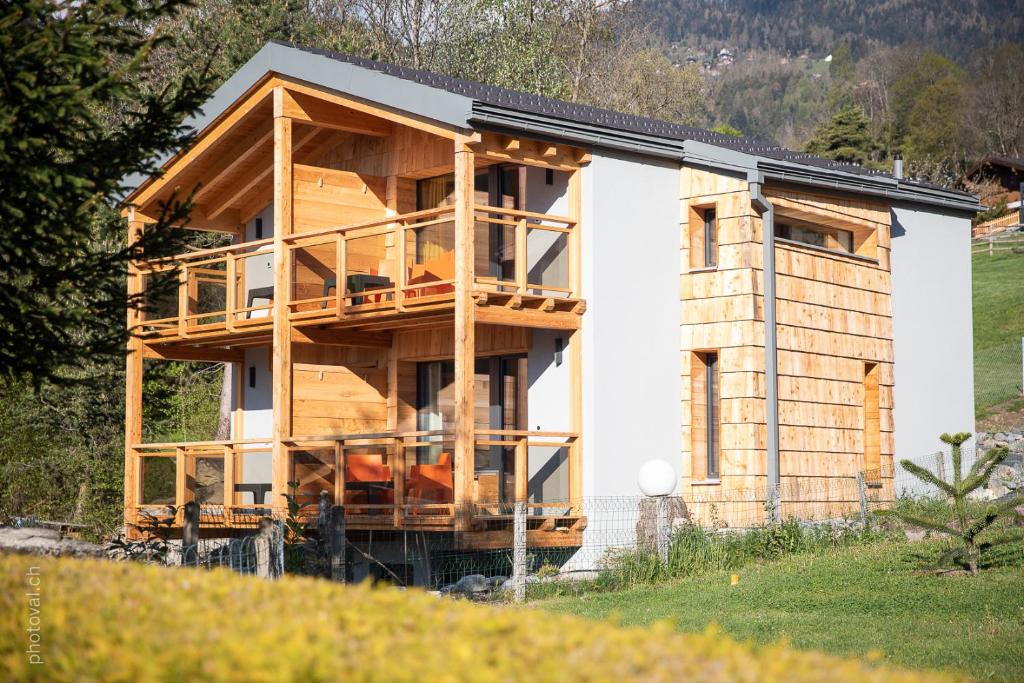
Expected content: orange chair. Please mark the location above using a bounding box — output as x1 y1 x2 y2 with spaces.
406 251 455 298
344 454 394 507
406 452 454 506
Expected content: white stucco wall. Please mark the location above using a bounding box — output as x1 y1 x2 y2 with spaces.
240 347 274 442
580 150 682 498
889 204 976 461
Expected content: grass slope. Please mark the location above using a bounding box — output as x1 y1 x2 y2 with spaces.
973 249 1024 417
540 543 1024 682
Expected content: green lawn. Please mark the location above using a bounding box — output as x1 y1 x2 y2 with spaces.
973 249 1024 416
539 542 1024 682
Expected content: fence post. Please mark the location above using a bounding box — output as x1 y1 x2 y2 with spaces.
329 504 347 582
512 501 527 603
935 451 947 485
655 497 671 564
318 490 330 577
182 501 199 566
256 517 280 579
1020 337 1023 398
855 472 868 526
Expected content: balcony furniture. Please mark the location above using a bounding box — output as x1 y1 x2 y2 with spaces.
406 251 455 298
347 273 392 305
245 286 274 318
234 483 273 516
406 452 453 510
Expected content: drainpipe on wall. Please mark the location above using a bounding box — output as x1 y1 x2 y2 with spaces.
749 177 781 523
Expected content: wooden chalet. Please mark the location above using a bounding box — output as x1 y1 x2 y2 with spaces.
122 42 980 557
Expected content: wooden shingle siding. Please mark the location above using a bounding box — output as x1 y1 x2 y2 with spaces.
681 169 895 526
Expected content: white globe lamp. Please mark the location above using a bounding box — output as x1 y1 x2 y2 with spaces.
637 459 677 497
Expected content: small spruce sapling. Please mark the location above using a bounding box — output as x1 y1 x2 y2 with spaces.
879 432 1023 575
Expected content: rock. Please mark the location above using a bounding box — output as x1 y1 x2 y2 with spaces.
0 526 105 558
451 574 490 596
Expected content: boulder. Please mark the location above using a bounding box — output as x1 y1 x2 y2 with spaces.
0 526 104 558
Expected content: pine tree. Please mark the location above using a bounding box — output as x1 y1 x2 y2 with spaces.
804 104 879 165
879 433 1023 575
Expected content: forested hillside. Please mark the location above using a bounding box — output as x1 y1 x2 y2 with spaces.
641 0 1023 61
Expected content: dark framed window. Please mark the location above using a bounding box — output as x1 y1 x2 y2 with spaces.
704 352 720 479
776 220 854 254
703 208 717 268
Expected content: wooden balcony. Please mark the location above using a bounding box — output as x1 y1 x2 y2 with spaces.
135 204 584 352
129 430 584 550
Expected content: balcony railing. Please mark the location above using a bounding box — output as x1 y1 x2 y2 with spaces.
135 205 578 339
130 430 579 529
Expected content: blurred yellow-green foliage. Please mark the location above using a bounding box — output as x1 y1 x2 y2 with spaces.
0 554 962 682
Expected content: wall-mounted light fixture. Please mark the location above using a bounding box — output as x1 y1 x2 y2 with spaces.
555 337 563 366
249 366 256 388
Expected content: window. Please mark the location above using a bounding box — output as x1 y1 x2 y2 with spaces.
864 363 880 483
776 220 854 254
689 205 717 269
691 351 720 481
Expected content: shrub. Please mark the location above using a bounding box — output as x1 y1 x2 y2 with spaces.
0 554 961 682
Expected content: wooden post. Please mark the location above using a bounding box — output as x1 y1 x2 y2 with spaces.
329 504 347 582
393 440 405 528
567 167 583 512
271 88 294 516
178 266 188 338
182 500 199 566
514 437 527 503
124 214 146 533
225 252 236 332
513 500 527 603
453 137 476 537
515 218 527 294
335 233 346 319
223 443 235 522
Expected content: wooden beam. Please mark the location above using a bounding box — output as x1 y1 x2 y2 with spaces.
193 127 274 204
129 80 276 209
567 167 583 508
142 344 245 363
278 77 461 141
474 132 585 171
271 89 294 512
453 136 476 537
291 327 392 348
124 213 145 528
280 88 392 137
207 125 322 222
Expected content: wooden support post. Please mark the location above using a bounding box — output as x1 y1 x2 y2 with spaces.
225 253 236 332
514 437 527 503
567 168 584 511
453 137 476 537
182 500 199 566
223 444 235 519
175 446 187 512
396 223 407 311
256 517 280 579
177 266 188 338
271 89 294 516
515 218 527 294
124 215 145 532
318 490 331 577
393 440 405 528
335 233 346 318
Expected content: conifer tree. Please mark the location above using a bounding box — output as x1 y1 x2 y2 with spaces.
880 433 1023 575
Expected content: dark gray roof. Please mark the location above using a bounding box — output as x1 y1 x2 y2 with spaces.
273 40 926 185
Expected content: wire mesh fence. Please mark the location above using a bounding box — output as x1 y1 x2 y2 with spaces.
975 339 1023 415
130 435 1022 601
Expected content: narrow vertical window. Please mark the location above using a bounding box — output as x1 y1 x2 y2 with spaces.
703 208 717 268
864 363 880 482
705 352 720 479
689 205 718 270
691 351 720 481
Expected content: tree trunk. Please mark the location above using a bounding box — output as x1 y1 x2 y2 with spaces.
215 363 232 441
